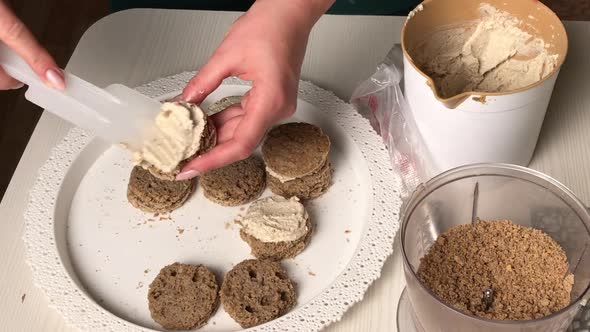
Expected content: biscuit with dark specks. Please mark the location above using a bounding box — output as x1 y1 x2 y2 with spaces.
220 259 296 328
148 263 219 330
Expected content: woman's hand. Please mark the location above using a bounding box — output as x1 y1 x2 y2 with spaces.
0 1 64 90
177 0 334 180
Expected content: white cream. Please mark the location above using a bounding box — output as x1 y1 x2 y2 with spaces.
241 196 309 243
265 166 298 183
133 102 206 173
411 3 558 99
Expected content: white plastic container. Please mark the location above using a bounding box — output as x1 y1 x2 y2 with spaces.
402 0 568 174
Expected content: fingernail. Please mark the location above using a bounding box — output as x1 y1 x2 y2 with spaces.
45 69 65 90
181 89 205 103
9 82 24 90
176 169 200 180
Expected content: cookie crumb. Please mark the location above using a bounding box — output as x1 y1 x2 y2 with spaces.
21 293 26 303
472 95 487 104
417 220 573 320
136 281 144 289
308 271 316 276
177 227 185 235
144 269 150 274
344 230 351 234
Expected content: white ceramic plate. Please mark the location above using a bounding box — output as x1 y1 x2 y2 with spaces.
24 72 402 331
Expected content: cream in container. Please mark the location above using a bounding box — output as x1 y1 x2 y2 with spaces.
402 0 568 174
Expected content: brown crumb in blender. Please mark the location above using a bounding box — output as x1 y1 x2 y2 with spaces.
417 220 574 320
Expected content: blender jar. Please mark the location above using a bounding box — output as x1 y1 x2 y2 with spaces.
401 164 590 332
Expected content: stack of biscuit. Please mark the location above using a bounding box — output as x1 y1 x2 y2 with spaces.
200 156 266 206
239 195 313 261
127 166 195 213
262 122 333 200
143 102 217 181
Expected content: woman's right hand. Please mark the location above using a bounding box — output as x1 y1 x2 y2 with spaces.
177 0 334 179
0 1 64 90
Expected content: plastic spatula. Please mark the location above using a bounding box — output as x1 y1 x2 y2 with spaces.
0 43 161 150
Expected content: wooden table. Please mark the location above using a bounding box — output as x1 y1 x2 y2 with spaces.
0 9 589 332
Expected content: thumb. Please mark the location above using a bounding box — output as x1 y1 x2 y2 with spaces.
181 52 234 104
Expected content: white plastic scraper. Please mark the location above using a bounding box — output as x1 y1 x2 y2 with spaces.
0 43 161 150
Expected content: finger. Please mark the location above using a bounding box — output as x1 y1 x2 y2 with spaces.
0 3 64 90
180 51 235 104
215 116 243 144
241 90 251 109
211 104 245 128
0 67 23 89
244 81 295 123
177 137 254 179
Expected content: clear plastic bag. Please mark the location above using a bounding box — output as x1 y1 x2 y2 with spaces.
350 44 433 200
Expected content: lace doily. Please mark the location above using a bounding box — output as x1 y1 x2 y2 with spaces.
24 72 402 331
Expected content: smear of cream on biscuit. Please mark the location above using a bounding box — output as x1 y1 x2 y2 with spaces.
265 166 299 183
241 196 308 243
132 102 206 173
